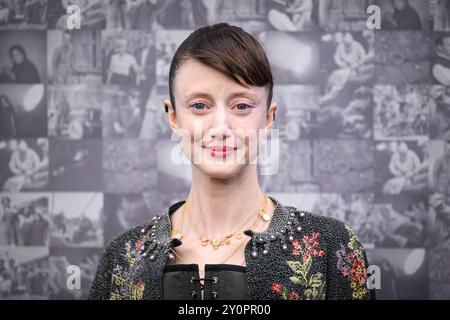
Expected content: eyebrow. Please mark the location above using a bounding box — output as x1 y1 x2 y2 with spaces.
183 92 214 104
182 90 260 105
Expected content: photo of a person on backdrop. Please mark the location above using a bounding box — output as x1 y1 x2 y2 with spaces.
0 45 40 83
6 140 43 191
0 194 49 246
111 88 145 138
378 141 428 195
381 0 422 30
50 31 73 84
321 32 374 104
106 38 141 85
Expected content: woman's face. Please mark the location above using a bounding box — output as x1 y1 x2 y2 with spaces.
117 40 127 54
11 49 24 64
165 58 276 179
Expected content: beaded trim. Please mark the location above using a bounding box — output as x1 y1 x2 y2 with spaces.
134 198 311 263
246 208 308 258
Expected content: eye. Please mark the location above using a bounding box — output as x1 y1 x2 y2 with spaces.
190 102 208 112
234 103 254 113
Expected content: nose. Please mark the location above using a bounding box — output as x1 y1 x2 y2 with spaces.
208 105 232 140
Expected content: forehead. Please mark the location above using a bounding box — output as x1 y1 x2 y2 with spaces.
174 58 267 103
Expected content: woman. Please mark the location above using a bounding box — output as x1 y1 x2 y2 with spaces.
3 45 40 83
391 0 422 30
89 23 376 300
106 38 140 86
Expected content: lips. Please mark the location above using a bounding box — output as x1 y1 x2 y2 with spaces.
203 145 237 151
203 145 237 158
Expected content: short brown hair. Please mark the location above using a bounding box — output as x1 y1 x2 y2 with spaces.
168 23 273 112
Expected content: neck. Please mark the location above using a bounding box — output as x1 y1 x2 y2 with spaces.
186 164 266 238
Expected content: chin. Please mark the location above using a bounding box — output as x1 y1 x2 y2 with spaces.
194 162 245 179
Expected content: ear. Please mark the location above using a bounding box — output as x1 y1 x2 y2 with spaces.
265 102 278 134
164 99 178 133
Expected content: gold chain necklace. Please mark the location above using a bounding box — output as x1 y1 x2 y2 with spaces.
238 195 270 238
187 194 268 250
169 231 248 267
171 199 187 240
169 212 262 268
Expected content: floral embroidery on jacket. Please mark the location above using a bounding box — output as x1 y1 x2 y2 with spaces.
336 225 368 299
109 236 148 300
272 231 326 300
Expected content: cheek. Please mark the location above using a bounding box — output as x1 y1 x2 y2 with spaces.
236 128 267 162
177 118 204 145
176 117 204 159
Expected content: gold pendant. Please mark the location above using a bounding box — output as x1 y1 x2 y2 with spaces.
172 230 183 240
211 238 221 249
259 209 270 222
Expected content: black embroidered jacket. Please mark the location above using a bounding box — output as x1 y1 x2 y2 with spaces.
88 197 376 300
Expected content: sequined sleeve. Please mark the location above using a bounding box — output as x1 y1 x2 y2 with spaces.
88 239 116 300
